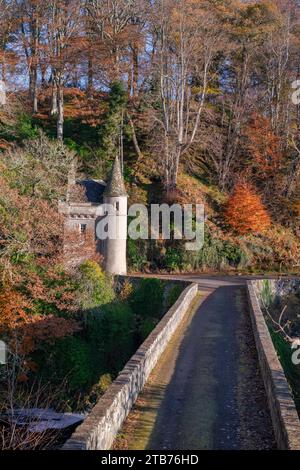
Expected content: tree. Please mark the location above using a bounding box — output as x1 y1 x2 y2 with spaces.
148 0 223 190
0 0 16 88
97 80 127 173
0 289 80 356
0 168 81 378
212 0 281 190
76 260 115 311
44 0 83 139
0 133 78 286
17 0 46 113
245 113 284 201
86 0 143 84
246 114 282 177
259 0 299 135
3 130 76 201
0 173 64 282
224 182 271 235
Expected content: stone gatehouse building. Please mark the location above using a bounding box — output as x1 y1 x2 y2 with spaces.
58 157 128 275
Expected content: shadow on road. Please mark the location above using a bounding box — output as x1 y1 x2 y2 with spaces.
144 285 276 450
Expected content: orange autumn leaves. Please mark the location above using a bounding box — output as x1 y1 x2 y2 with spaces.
246 114 283 180
224 182 271 235
0 283 80 381
0 290 80 356
0 171 80 378
0 175 63 271
0 266 80 362
224 115 277 235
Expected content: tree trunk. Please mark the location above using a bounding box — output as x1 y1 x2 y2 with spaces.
128 114 143 161
0 60 6 106
40 63 47 88
31 18 39 114
57 86 64 140
32 72 38 113
50 78 58 116
132 46 139 98
29 66 38 113
168 148 180 191
87 52 93 97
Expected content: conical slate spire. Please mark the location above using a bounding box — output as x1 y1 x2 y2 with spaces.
104 156 127 197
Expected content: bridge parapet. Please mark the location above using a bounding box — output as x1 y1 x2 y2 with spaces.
247 280 300 450
63 282 199 450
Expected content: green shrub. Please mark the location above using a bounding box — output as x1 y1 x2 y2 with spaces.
165 284 183 309
97 302 135 373
194 233 223 270
130 278 164 318
127 238 147 271
16 113 39 141
77 260 115 310
36 301 135 398
165 247 184 271
63 118 99 148
98 373 112 393
220 241 244 266
84 373 113 409
85 302 135 375
179 230 249 271
139 317 157 341
37 336 93 392
269 325 300 413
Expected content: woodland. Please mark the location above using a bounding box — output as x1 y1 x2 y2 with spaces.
0 0 300 448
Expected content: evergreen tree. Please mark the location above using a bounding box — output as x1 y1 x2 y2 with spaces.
98 81 127 167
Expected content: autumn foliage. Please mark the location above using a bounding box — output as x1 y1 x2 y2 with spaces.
246 114 283 179
224 183 271 235
0 290 80 355
0 148 80 377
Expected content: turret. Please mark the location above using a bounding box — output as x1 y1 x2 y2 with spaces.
103 156 128 275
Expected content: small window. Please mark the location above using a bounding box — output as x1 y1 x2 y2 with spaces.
116 201 119 211
80 223 87 234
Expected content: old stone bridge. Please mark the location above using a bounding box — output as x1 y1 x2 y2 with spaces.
64 275 300 451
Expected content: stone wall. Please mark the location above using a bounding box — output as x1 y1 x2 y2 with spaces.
247 280 300 450
63 282 199 450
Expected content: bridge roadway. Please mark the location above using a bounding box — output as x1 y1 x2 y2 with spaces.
113 275 277 450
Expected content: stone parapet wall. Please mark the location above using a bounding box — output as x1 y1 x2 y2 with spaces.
63 282 199 450
247 280 300 450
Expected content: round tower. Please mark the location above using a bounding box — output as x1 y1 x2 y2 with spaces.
103 156 128 275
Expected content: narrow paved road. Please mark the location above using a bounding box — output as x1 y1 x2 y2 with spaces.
113 277 276 450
